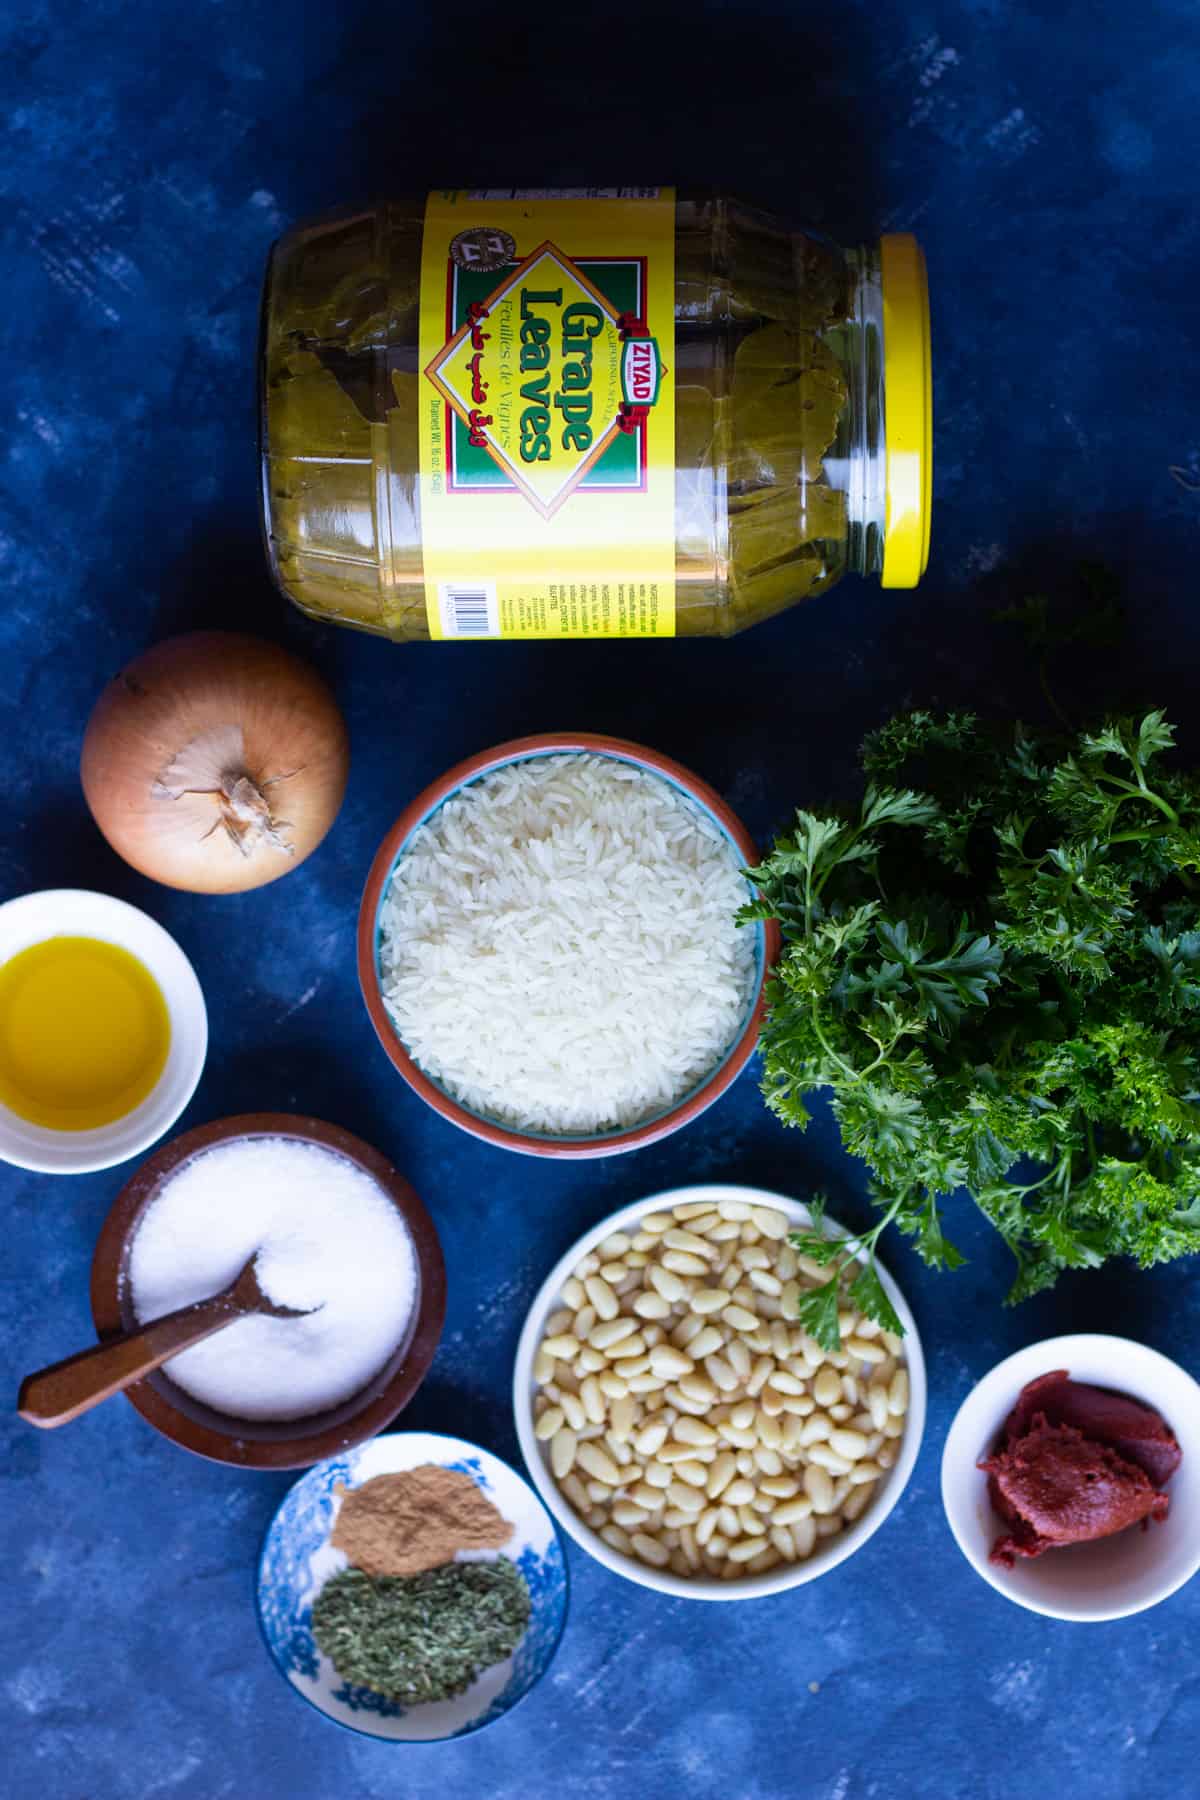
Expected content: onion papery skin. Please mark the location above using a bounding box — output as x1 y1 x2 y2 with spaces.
81 632 350 894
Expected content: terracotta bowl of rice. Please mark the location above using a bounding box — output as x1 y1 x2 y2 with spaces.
357 734 780 1158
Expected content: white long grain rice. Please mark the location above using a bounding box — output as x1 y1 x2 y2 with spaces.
378 754 757 1134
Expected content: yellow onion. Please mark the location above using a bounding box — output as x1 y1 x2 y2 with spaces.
81 632 349 893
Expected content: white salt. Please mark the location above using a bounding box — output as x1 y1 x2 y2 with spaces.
127 1137 418 1422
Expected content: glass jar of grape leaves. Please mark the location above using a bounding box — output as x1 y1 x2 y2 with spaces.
259 190 931 641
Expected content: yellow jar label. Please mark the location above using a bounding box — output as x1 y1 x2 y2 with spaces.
417 188 676 638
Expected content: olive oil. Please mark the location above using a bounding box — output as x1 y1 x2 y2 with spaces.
0 936 170 1130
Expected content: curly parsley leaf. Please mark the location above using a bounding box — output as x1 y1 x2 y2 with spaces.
746 706 1200 1330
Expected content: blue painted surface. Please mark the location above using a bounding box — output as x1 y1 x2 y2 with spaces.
1 1 1199 1795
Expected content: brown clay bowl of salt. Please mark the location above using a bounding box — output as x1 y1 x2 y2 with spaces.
89 1113 447 1469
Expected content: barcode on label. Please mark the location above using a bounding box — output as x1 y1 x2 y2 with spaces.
439 581 499 638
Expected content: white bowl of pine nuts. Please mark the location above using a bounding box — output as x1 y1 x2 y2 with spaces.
513 1184 925 1599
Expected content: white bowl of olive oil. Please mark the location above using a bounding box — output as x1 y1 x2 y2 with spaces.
0 890 207 1174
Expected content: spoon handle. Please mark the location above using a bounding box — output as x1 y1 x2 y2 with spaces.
17 1293 240 1428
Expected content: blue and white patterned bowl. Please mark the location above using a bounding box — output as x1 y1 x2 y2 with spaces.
256 1431 569 1741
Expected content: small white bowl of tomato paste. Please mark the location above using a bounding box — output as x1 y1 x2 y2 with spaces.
941 1334 1200 1622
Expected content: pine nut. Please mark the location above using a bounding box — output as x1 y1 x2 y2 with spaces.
759 1475 800 1499
560 1473 588 1511
580 1376 605 1424
649 1345 694 1379
535 1405 565 1441
543 1334 580 1360
671 1314 706 1350
706 1354 738 1391
804 1465 836 1512
706 1452 737 1498
674 1417 718 1447
722 1303 759 1332
598 1374 629 1400
678 1374 718 1405
751 1207 789 1239
829 1428 869 1460
770 1496 813 1527
609 1395 637 1439
583 1276 618 1321
751 1270 783 1297
739 1356 768 1399
633 1291 671 1320
889 1369 909 1415
576 1443 621 1485
812 1367 841 1408
658 1439 703 1464
847 1459 882 1485
667 1481 704 1514
727 1340 752 1379
842 1482 876 1522
792 1516 817 1557
696 1507 721 1547
807 1444 853 1475
631 1532 670 1567
549 1426 578 1479
674 1460 710 1489
686 1326 725 1362
847 1336 888 1363
664 1227 712 1257
587 1318 635 1351
723 1478 756 1507
690 1288 727 1315
771 1526 797 1561
648 1265 686 1303
630 1482 665 1512
662 1250 708 1277
727 1537 765 1563
560 1391 586 1431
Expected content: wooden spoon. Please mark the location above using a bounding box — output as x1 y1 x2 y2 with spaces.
17 1254 314 1429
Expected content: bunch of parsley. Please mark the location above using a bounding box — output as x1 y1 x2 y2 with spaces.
740 710 1200 1348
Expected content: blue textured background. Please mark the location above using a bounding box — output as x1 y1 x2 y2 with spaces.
3 2 1199 1796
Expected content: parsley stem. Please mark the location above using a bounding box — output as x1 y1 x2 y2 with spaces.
810 1005 857 1080
1098 773 1179 826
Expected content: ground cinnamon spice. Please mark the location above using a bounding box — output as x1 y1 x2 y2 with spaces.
332 1465 513 1576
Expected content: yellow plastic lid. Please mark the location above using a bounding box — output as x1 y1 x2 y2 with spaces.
880 233 932 588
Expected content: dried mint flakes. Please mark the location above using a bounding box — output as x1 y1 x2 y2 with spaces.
311 1558 531 1705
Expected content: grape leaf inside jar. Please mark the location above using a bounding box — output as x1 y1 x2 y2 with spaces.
740 708 1200 1341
